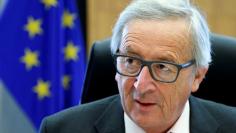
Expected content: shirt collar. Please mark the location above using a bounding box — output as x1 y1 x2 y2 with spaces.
124 100 190 133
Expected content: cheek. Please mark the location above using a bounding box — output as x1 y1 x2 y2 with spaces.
170 72 194 105
160 73 193 112
157 84 179 114
115 73 136 112
115 73 134 95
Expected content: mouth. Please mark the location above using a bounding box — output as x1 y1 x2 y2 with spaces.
134 99 157 111
135 100 156 106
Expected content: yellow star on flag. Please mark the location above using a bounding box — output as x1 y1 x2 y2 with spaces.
41 0 58 9
21 48 40 70
64 41 80 61
24 17 43 38
33 79 50 100
62 10 75 28
62 75 71 90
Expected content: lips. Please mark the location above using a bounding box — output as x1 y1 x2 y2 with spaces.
135 99 156 106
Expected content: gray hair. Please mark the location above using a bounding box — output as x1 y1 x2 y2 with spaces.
111 0 211 68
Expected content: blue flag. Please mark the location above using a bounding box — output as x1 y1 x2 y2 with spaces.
0 0 86 131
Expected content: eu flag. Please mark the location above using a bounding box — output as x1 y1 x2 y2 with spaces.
0 0 86 132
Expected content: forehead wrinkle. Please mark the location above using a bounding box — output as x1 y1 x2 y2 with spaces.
120 19 192 63
120 34 190 63
154 30 191 63
151 44 179 63
120 32 144 53
155 43 189 63
170 32 192 62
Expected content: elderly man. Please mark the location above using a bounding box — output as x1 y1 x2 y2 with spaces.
40 0 236 133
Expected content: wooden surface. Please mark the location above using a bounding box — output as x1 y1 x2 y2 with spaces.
87 0 236 54
194 0 236 38
86 0 130 53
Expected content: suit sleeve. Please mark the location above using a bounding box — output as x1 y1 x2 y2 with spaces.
39 118 48 133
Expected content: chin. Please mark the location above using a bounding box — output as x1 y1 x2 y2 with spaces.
130 109 156 126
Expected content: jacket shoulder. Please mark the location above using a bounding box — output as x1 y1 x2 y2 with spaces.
196 97 236 118
40 95 119 133
192 97 236 130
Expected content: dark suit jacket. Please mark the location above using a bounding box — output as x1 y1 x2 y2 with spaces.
40 95 236 133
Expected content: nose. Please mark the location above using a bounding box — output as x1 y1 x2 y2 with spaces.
133 66 155 94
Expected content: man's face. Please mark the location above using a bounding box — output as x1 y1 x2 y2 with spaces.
115 19 207 133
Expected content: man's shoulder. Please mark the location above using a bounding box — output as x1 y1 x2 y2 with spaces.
54 95 117 116
191 96 236 129
193 96 236 116
40 95 120 133
47 95 119 121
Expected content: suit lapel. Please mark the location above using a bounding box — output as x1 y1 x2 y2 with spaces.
94 96 125 133
189 96 219 133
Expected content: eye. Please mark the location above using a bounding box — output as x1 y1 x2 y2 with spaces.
125 57 135 64
152 63 177 75
123 57 141 72
159 64 170 71
124 57 140 67
156 64 170 71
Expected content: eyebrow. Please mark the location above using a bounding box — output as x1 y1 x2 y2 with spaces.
154 55 176 63
118 50 140 58
119 50 178 63
119 44 138 55
119 43 179 63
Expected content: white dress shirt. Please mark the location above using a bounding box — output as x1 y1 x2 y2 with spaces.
124 100 190 133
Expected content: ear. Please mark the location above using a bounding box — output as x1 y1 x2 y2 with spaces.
191 67 208 92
